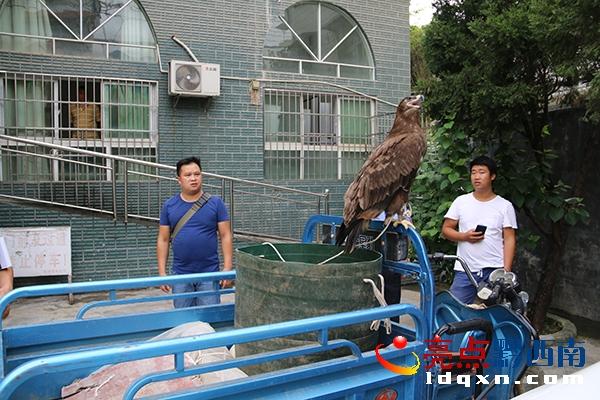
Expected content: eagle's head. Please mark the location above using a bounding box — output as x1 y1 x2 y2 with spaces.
389 95 424 135
396 95 424 117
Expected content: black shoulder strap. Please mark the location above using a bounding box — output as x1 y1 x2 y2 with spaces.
170 192 212 242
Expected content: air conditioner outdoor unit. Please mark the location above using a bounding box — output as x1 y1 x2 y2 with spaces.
169 60 220 97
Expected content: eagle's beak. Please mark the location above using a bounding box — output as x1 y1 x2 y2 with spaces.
408 95 424 108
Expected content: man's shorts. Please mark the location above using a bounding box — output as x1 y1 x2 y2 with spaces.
449 268 497 304
172 280 220 308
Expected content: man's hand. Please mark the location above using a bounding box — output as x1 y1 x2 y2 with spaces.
463 229 485 243
160 274 171 293
220 264 234 289
159 272 170 293
160 283 171 293
442 218 485 244
220 279 235 289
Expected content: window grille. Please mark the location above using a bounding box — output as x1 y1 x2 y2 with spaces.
0 0 157 63
0 71 158 182
264 89 380 180
263 2 375 79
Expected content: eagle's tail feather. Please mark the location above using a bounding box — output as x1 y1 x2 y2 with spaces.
335 219 368 253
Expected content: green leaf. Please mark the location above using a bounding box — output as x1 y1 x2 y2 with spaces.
454 158 468 167
548 197 563 207
564 213 577 225
513 193 525 208
448 172 461 183
549 207 564 222
440 166 453 174
542 124 551 136
578 209 591 220
436 202 449 214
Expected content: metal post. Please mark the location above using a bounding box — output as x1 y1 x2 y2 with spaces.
229 180 234 232
324 189 330 215
67 274 74 305
123 161 128 224
111 166 117 221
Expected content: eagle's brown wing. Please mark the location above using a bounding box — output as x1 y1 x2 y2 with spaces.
343 131 426 223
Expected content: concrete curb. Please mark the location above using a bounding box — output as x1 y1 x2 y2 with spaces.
539 312 578 345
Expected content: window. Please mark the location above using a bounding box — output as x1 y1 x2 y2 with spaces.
263 2 374 79
0 0 157 63
0 71 158 182
264 89 375 180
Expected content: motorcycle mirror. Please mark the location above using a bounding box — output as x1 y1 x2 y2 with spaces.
519 291 529 304
488 268 506 283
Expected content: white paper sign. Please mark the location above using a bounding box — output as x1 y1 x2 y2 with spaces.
0 227 71 277
0 237 11 269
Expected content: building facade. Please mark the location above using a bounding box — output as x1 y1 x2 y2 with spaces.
0 0 411 282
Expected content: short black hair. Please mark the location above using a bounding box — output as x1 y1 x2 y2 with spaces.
176 157 202 176
469 155 497 176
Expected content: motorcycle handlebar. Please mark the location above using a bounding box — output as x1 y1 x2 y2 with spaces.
428 253 478 289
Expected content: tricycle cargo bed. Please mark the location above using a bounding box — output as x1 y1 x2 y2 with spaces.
0 215 534 400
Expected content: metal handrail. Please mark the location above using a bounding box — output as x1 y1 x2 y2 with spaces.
0 134 329 240
0 134 329 198
0 147 112 170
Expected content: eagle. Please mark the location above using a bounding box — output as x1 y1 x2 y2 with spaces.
335 95 426 253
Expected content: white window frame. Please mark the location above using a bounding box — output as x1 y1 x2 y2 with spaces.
263 2 375 80
0 0 158 62
264 89 376 180
0 71 158 182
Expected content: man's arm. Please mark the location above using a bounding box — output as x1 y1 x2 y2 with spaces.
0 268 14 319
442 218 484 243
502 227 516 271
218 221 234 287
156 225 171 292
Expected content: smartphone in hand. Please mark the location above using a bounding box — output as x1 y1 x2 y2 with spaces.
475 225 487 235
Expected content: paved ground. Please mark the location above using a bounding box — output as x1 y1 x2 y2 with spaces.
3 286 598 394
3 288 236 326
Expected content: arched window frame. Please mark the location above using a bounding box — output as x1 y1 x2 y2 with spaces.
263 1 375 80
0 0 158 63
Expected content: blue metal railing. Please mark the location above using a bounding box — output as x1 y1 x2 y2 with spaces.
0 271 236 329
0 303 425 399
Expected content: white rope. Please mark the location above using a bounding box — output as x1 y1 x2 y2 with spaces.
362 218 394 246
317 250 345 265
264 217 395 266
363 274 392 334
318 218 394 265
262 242 286 262
94 374 115 396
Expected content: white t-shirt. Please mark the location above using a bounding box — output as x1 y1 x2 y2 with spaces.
444 193 517 272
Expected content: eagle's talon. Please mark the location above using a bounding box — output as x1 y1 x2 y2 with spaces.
396 219 415 230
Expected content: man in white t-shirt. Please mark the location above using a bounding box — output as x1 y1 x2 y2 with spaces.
441 156 517 303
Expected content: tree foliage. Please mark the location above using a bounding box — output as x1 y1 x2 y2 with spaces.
412 0 598 329
410 26 433 90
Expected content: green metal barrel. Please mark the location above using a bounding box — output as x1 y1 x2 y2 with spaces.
234 243 382 374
